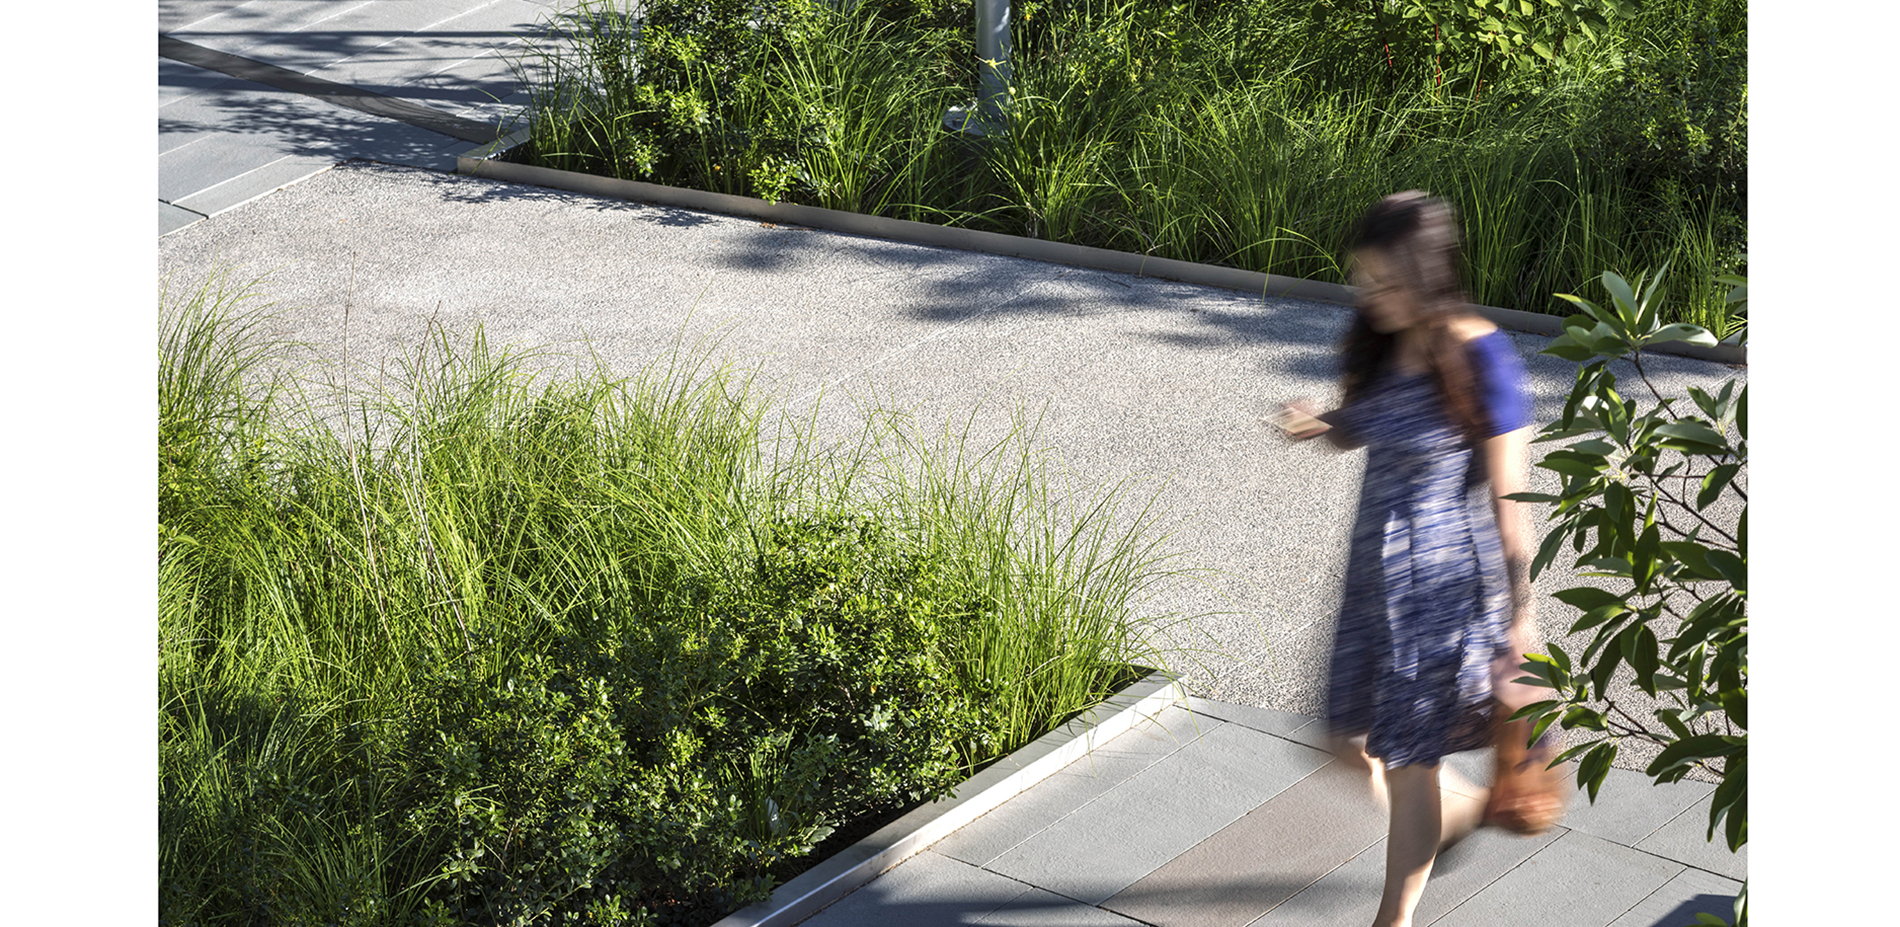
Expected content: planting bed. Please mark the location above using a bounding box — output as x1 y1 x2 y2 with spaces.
511 0 1747 336
159 270 1183 927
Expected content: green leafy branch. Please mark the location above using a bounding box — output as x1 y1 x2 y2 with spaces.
1504 264 1746 868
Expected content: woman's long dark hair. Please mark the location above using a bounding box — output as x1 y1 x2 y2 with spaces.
1339 191 1488 440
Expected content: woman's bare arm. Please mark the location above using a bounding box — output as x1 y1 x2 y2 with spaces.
1483 424 1540 700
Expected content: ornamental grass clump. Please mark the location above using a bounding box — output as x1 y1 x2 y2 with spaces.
158 273 1178 927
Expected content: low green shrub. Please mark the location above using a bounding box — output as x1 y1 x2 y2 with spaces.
391 513 993 925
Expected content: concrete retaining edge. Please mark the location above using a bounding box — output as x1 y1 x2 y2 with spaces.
709 670 1186 927
454 134 1743 367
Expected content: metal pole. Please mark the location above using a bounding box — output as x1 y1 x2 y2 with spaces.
975 0 1012 126
944 0 1011 138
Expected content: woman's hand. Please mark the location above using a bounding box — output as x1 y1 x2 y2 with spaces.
1272 400 1332 440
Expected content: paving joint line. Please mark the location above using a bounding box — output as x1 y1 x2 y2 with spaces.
957 861 1165 927
159 33 508 145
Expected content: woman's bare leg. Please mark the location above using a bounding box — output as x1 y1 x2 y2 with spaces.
1374 763 1443 927
1330 735 1389 812
1436 764 1488 851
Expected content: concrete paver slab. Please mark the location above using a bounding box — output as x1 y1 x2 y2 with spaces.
175 0 504 75
1103 759 1386 927
158 131 298 203
1604 867 1743 927
159 125 216 158
165 0 381 57
984 723 1331 905
1559 767 1716 848
304 35 525 115
934 704 1201 867
1249 824 1565 927
796 850 1031 927
174 154 339 217
1428 830 1684 926
161 201 208 237
1635 802 1746 882
974 890 1150 927
160 0 272 33
288 0 545 110
160 70 473 190
159 55 241 109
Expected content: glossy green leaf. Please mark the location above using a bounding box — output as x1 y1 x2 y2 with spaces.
1562 705 1607 731
1704 550 1746 593
1565 604 1621 635
1655 708 1694 740
1579 556 1633 577
1653 421 1728 455
1658 541 1722 581
1632 522 1661 589
1644 323 1718 348
1626 623 1661 693
1637 260 1671 314
1603 480 1633 532
1540 334 1596 363
1580 613 1627 666
1553 740 1601 766
1600 272 1637 325
1672 595 1745 660
1645 733 1741 777
1709 758 1747 850
1698 463 1741 509
1577 741 1617 803
1530 523 1569 580
1538 451 1607 479
1720 689 1746 730
1589 636 1622 700
1507 699 1564 722
1553 587 1623 611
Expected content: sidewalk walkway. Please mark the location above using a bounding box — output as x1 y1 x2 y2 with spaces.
156 5 1747 924
795 698 1741 927
160 0 539 234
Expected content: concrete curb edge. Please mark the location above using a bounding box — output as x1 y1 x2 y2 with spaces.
709 670 1187 927
455 137 1744 368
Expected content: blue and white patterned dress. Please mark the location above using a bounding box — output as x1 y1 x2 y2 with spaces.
1325 330 1532 769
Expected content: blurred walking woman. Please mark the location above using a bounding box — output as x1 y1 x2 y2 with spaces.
1278 192 1542 927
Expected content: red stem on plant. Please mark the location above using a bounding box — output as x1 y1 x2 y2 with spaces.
1434 24 1443 87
